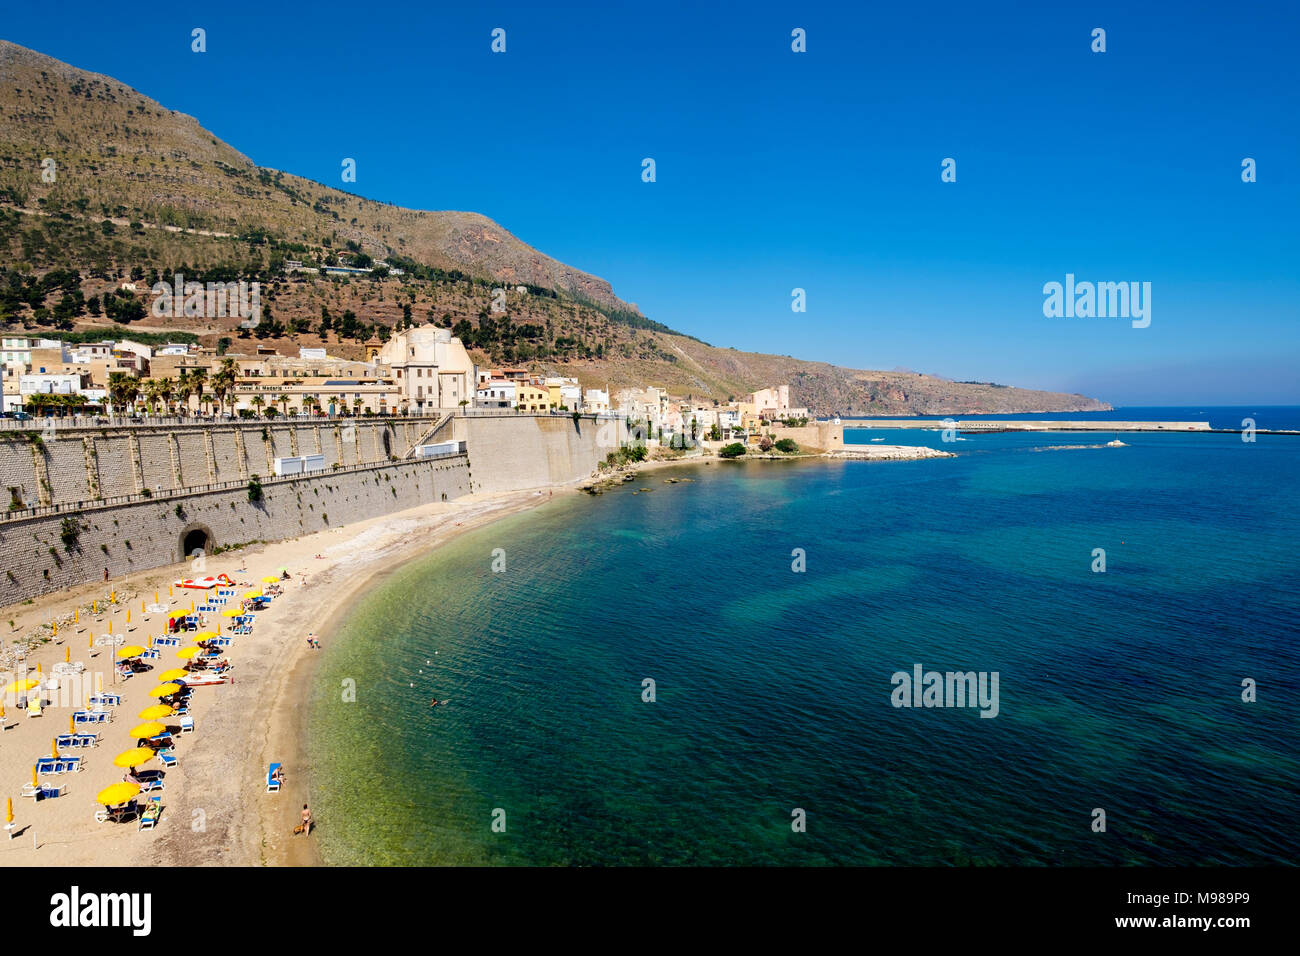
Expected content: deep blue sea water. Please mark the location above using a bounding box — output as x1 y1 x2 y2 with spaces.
307 408 1300 865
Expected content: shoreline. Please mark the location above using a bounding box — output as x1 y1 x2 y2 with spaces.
0 483 567 867
0 444 949 868
257 488 554 867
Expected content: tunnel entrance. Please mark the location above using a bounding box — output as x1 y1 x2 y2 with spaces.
180 524 214 564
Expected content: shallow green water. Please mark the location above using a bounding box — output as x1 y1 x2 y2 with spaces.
307 429 1299 865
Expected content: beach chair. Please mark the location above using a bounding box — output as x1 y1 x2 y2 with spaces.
158 749 178 769
178 715 195 734
75 733 100 747
53 757 83 774
138 796 162 831
95 802 137 824
140 649 161 661
266 762 282 793
35 757 58 775
27 697 43 717
56 734 78 749
22 782 63 799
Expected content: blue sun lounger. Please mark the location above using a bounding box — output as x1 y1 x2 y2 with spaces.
266 762 282 792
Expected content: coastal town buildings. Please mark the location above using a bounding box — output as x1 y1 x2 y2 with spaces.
0 326 798 439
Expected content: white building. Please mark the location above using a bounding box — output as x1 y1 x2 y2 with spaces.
2 337 62 368
582 388 610 414
375 324 475 413
20 373 83 397
475 379 516 409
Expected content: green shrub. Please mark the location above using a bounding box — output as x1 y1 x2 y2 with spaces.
719 443 746 459
247 476 264 502
774 438 798 453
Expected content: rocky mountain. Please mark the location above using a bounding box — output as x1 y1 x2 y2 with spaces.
0 40 1109 415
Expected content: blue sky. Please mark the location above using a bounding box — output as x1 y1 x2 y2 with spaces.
5 0 1298 403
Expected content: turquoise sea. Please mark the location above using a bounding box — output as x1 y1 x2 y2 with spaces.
306 407 1299 865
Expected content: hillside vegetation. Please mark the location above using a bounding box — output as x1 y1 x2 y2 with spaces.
0 40 1108 415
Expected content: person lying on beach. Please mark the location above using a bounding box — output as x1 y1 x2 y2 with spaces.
271 766 285 786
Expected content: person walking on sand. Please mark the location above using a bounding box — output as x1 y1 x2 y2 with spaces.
300 803 312 835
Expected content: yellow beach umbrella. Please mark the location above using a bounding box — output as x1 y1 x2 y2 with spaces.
138 704 174 720
32 766 37 789
64 646 70 663
261 576 280 584
52 622 58 636
147 683 182 698
176 647 200 660
36 662 42 675
193 631 218 641
157 669 188 682
221 608 242 618
168 610 189 620
116 645 146 659
75 608 79 623
96 782 141 806
243 591 262 600
1 679 38 695
69 713 75 734
129 722 166 739
113 748 155 769
6 797 11 824
88 633 93 649
51 737 59 759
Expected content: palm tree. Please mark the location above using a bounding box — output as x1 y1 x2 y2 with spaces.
189 367 208 415
157 377 174 416
276 393 290 417
175 370 194 417
107 372 139 417
142 378 165 416
251 395 266 417
212 358 239 417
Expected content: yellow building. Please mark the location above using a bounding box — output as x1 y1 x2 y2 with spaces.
514 381 553 413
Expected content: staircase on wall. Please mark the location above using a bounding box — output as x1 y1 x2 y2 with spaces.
404 411 456 458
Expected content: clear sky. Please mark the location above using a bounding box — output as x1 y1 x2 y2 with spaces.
4 1 1297 404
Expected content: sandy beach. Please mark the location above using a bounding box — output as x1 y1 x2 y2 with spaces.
0 447 932 867
0 484 562 867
